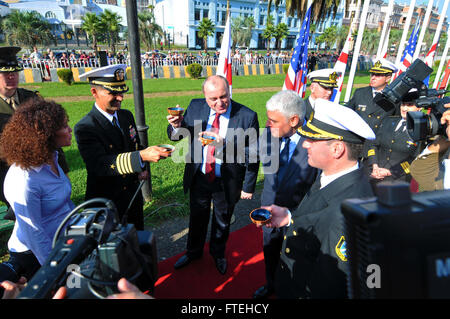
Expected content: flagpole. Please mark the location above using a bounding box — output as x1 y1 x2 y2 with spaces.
433 30 450 88
431 0 450 87
395 0 416 66
344 0 371 103
377 0 394 59
413 0 434 60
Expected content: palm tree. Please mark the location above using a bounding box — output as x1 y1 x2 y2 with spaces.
274 23 289 49
81 12 103 53
198 18 215 50
231 16 256 50
266 0 346 24
100 10 122 55
262 15 276 50
2 10 53 48
361 29 380 55
138 9 164 51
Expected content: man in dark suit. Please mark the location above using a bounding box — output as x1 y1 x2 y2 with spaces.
263 99 376 298
253 90 317 299
74 64 169 230
304 68 338 121
167 75 259 274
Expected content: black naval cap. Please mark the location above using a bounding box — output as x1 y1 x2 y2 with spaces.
0 46 23 73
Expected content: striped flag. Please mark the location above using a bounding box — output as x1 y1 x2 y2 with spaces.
217 13 233 97
437 58 450 90
330 30 352 103
283 5 311 97
392 23 419 82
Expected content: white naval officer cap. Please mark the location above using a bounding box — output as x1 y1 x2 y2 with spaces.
369 58 398 74
79 64 129 93
298 99 376 144
307 68 339 88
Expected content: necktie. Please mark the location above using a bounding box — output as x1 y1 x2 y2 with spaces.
112 117 123 135
277 137 290 185
205 113 220 183
6 97 16 110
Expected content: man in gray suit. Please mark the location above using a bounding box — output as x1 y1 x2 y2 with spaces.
253 90 317 299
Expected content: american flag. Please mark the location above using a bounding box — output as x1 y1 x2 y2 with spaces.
392 23 419 82
283 5 311 97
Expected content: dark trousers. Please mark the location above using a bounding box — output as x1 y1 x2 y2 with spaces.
262 226 286 289
186 171 235 259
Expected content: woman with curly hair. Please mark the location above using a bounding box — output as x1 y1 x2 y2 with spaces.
0 98 74 285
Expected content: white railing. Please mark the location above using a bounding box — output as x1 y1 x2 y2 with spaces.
21 56 294 70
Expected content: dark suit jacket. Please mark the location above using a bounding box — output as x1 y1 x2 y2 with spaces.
260 128 317 211
303 98 314 123
275 168 374 299
167 98 259 205
74 105 144 217
346 86 395 133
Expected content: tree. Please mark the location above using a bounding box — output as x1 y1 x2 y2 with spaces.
335 25 349 52
361 29 380 55
274 22 289 49
2 10 53 48
81 12 103 53
100 9 122 55
231 15 256 50
266 0 346 24
262 15 276 50
198 18 215 50
138 8 164 51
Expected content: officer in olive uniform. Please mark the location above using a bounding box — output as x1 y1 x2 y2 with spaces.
304 68 339 121
74 64 169 230
366 89 425 185
262 99 376 298
0 47 68 217
346 58 399 132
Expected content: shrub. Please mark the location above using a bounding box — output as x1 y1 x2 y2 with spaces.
283 64 289 74
57 69 74 85
186 63 203 79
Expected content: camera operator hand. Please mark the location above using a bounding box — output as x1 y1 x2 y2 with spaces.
1 277 27 299
440 103 450 139
106 278 154 299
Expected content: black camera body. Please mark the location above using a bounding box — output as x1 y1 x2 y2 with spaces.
407 91 450 141
18 199 158 299
373 59 450 142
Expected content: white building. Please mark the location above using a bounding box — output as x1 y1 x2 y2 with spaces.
154 0 303 50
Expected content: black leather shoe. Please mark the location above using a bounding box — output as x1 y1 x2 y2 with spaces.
253 285 274 299
215 257 227 275
174 254 199 270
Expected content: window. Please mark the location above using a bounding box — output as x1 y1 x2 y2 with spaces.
45 11 56 19
195 9 201 21
204 9 209 19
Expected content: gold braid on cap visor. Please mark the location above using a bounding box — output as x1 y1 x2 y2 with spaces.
298 120 343 140
91 80 128 92
0 66 23 72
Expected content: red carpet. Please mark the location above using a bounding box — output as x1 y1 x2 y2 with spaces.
154 224 266 299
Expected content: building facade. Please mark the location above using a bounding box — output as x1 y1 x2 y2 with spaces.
154 0 304 50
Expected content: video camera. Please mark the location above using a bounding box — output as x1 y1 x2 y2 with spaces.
18 198 158 299
373 59 450 141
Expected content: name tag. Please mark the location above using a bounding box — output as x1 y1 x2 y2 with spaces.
357 105 367 112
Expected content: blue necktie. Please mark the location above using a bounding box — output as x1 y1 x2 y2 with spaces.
277 137 290 185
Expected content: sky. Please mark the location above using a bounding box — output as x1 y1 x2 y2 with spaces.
395 0 450 21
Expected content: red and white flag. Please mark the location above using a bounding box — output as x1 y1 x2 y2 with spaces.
330 30 352 103
424 42 438 67
217 13 233 97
